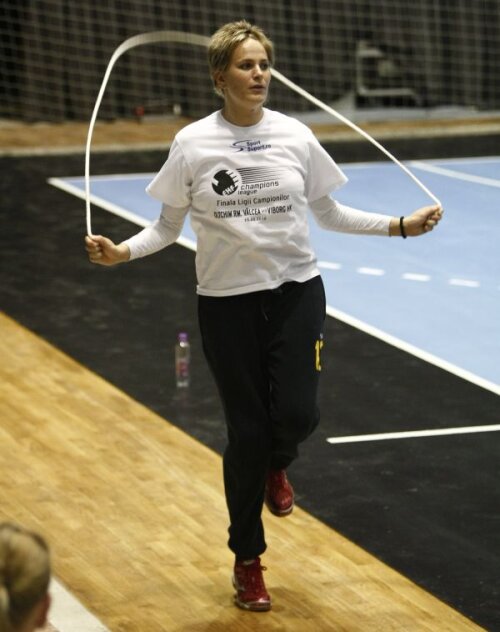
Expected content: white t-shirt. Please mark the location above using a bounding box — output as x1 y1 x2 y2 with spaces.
126 108 390 296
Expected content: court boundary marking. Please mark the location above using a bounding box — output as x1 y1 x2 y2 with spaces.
321 155 500 170
325 305 500 396
48 177 197 251
327 424 500 444
409 160 500 187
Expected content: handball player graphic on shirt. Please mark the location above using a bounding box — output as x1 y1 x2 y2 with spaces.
212 169 239 195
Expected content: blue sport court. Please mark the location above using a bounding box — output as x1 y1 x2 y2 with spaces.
51 155 500 394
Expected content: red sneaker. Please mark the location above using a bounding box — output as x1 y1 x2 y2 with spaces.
233 557 271 611
265 469 294 517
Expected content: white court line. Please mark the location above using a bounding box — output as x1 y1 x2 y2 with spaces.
318 261 342 270
50 579 110 631
316 263 484 289
402 273 430 282
326 305 500 396
68 172 153 181
409 161 500 187
320 266 483 288
357 266 385 276
48 177 196 252
327 424 500 444
420 156 500 166
327 156 500 171
449 278 480 288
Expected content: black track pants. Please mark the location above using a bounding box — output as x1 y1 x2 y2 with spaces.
198 275 326 559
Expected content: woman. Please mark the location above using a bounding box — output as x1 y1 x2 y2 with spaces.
0 523 51 631
85 20 442 612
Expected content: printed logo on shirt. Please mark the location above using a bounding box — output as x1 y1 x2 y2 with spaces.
212 166 293 223
232 139 271 152
211 166 286 197
211 169 241 195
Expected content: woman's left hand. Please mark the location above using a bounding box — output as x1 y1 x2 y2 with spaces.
400 204 444 237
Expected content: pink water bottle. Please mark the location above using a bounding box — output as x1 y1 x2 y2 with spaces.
175 332 190 387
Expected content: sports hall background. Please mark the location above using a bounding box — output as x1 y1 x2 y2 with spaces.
1 2 499 631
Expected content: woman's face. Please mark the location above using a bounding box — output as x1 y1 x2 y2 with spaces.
215 38 271 112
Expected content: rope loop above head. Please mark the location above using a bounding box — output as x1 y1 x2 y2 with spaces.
85 31 440 236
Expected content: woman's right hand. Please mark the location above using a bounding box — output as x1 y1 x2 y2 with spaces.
85 235 130 266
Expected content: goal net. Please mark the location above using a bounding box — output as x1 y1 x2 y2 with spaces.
1 0 499 123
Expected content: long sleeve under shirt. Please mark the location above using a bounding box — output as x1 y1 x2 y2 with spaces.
123 109 392 296
125 196 391 258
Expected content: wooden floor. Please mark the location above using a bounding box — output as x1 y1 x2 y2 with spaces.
0 311 485 631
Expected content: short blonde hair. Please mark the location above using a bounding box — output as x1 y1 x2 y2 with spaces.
0 523 51 631
208 20 274 97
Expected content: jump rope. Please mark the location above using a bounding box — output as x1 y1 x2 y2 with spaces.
85 30 442 237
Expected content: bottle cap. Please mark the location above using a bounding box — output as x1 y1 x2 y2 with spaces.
178 332 188 342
